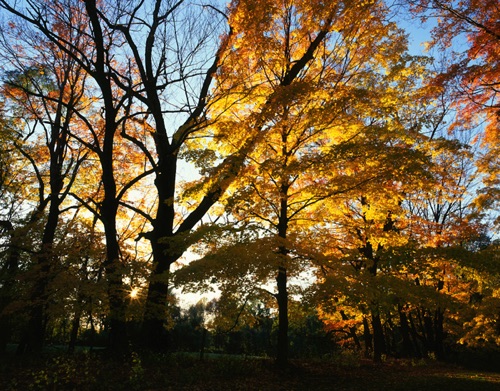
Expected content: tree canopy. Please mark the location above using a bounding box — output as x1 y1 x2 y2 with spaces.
0 0 498 366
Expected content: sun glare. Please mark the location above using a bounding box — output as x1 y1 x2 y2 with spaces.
130 287 139 299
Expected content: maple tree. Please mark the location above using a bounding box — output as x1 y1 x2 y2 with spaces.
0 0 153 352
0 0 498 365
0 106 20 350
0 0 234 351
0 12 92 351
96 0 235 349
174 0 437 366
309 102 490 360
404 125 493 358
407 0 500 225
397 78 493 357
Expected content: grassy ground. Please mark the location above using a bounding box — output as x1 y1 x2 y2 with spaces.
1 350 499 390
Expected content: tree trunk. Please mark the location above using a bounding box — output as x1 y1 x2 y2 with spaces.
275 180 289 368
141 149 177 349
85 0 129 354
141 148 242 349
371 311 386 362
142 255 171 350
398 304 414 358
423 309 435 356
21 162 63 352
363 316 372 358
352 330 362 351
23 242 57 351
340 310 362 350
276 265 288 368
434 308 445 360
103 234 128 353
415 307 429 357
0 220 19 353
199 327 207 361
101 189 128 353
68 314 81 354
408 312 423 359
88 306 96 351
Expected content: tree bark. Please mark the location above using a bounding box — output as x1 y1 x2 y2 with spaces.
340 310 362 350
0 221 19 352
276 265 288 368
434 308 445 360
85 0 129 353
142 249 173 350
22 201 61 352
363 316 373 358
371 312 386 362
408 312 423 359
423 309 435 356
68 314 81 354
398 304 415 358
19 87 69 352
101 203 128 353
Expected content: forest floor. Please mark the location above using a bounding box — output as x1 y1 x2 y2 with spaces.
1 349 499 390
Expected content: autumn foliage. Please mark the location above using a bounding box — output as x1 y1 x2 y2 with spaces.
0 0 498 369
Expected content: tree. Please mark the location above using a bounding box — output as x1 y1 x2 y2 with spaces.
74 0 372 352
94 0 235 349
176 0 433 366
0 0 236 351
0 0 151 352
1 0 497 360
0 89 47 351
407 0 500 226
0 14 90 351
402 145 489 359
310 111 489 361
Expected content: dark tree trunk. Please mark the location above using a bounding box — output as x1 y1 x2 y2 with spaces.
68 314 81 354
356 207 389 363
15 54 78 352
415 307 429 357
371 312 386 362
0 221 19 352
23 212 60 352
434 308 445 360
98 120 129 354
21 126 66 352
363 316 372 358
87 306 96 351
142 249 172 350
408 312 423 359
102 211 128 353
141 153 177 350
384 315 396 356
275 179 290 368
85 0 130 354
423 309 435 355
199 327 207 361
340 310 362 350
141 148 246 349
276 265 288 368
398 304 415 358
